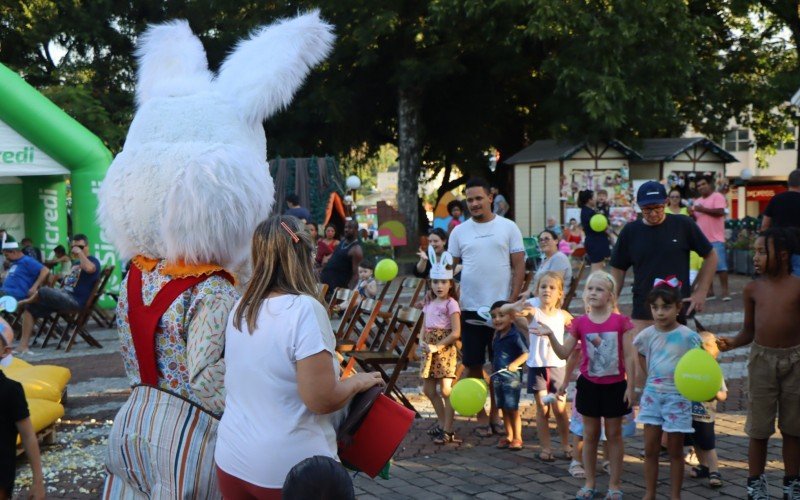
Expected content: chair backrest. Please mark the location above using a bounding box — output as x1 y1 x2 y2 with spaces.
521 269 533 294
328 286 355 317
376 278 399 303
378 306 423 354
74 265 115 323
332 290 361 340
340 298 384 377
340 297 381 345
398 277 425 309
317 283 329 302
563 257 588 310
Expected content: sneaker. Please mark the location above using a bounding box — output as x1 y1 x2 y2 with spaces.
747 474 769 500
785 475 800 500
16 350 39 357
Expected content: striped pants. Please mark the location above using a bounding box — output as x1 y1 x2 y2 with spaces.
103 385 222 499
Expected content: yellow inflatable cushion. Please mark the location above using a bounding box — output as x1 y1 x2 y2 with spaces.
1 358 71 403
16 398 65 446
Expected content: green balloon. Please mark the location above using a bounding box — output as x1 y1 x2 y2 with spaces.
674 348 723 402
374 258 399 282
450 378 488 416
590 213 608 232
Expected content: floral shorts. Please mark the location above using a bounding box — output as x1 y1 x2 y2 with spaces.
636 388 693 433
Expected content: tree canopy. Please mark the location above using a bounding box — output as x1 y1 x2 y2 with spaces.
2 0 798 244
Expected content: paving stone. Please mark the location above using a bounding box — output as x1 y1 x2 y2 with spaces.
475 492 510 500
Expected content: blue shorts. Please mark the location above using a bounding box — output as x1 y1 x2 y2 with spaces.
636 388 694 433
711 241 728 272
493 372 522 410
792 254 800 276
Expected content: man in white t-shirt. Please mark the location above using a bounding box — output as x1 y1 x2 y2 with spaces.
449 177 525 436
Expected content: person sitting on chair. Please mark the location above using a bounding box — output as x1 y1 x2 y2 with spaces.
18 234 101 355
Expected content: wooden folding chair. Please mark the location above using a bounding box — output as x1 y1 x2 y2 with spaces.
317 283 329 302
347 306 424 415
521 269 534 294
40 266 114 351
338 298 383 378
563 257 588 310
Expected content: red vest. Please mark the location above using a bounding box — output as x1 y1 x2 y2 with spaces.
127 264 232 386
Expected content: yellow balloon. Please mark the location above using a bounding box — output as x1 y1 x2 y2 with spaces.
450 378 488 416
374 258 399 282
674 348 723 402
590 213 608 232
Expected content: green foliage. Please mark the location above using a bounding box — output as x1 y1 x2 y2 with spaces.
339 143 398 194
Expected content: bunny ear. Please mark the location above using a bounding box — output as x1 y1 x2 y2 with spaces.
214 10 335 125
428 245 437 265
134 20 214 106
440 251 453 268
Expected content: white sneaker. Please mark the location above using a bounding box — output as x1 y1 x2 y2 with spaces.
785 476 800 500
747 474 769 500
17 350 39 357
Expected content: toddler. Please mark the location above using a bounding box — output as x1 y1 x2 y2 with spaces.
355 260 378 299
490 300 528 451
686 331 727 489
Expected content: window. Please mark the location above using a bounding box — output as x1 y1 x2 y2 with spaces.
778 127 797 150
723 128 751 152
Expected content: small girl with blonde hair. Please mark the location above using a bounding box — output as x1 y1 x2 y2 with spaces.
535 271 636 500
510 271 573 462
420 248 462 444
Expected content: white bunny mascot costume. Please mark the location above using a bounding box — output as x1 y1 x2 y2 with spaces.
97 12 333 498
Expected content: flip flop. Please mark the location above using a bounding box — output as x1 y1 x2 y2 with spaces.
496 438 511 449
509 440 523 451
539 450 555 462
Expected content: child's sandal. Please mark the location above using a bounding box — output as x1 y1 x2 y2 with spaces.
568 460 586 479
708 471 722 488
433 431 462 445
690 465 710 479
496 438 511 449
509 439 524 451
604 489 623 499
426 423 443 436
575 486 598 499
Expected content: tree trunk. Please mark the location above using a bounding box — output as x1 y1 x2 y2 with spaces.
397 87 422 255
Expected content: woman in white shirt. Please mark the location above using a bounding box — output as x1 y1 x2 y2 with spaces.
532 230 573 292
215 216 383 499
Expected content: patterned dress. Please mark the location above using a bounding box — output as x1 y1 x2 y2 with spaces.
104 258 238 499
420 297 460 379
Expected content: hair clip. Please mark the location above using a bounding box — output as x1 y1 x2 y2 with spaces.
280 221 300 243
653 275 682 289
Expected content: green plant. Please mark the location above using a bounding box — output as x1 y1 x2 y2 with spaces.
361 240 393 264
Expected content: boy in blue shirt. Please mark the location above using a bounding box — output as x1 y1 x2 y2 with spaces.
490 300 528 451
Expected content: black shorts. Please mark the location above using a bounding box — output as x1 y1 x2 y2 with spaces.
684 420 716 451
460 311 494 367
527 366 566 394
575 376 631 419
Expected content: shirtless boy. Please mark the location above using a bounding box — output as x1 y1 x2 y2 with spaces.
718 227 800 500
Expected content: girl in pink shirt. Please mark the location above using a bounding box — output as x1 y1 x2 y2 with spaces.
536 271 636 500
420 250 462 444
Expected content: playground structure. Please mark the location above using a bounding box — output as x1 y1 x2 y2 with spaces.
0 63 119 298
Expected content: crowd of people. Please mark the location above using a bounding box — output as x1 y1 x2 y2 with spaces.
2 171 800 500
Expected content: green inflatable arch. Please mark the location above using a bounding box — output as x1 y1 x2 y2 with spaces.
0 62 120 300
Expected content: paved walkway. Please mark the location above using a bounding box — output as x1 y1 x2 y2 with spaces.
10 273 789 499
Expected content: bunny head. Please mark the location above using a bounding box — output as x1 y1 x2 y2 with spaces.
98 11 334 269
428 248 454 281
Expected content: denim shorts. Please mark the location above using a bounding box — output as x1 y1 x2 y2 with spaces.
711 241 728 272
493 372 522 410
635 388 694 433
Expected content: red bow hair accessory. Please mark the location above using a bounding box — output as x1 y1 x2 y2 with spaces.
653 275 682 289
